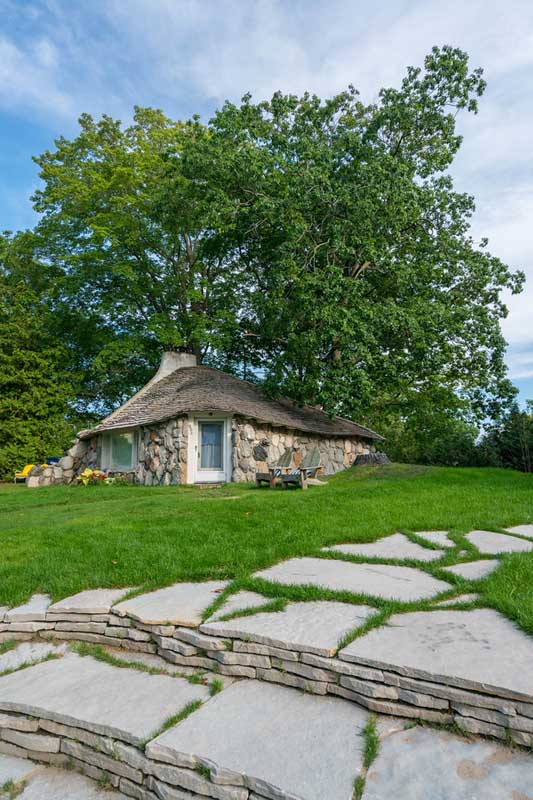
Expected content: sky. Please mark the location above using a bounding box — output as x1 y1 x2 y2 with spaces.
1 0 532 403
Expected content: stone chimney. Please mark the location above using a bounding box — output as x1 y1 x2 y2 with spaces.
153 351 197 382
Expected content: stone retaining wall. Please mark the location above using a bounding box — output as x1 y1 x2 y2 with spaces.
231 417 374 482
2 607 531 748
0 707 260 800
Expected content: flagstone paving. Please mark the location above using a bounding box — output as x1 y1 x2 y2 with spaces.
254 557 450 600
5 595 50 623
466 529 533 554
506 523 533 539
0 753 38 784
112 580 228 626
435 593 480 606
0 653 209 745
322 532 444 562
412 530 455 548
48 587 134 616
10 766 127 799
442 559 500 580
0 641 67 674
364 725 533 800
202 600 376 656
338 608 533 698
206 590 270 621
1 524 533 796
147 680 368 800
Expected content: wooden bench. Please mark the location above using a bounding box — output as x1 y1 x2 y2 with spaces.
281 447 322 490
255 447 293 488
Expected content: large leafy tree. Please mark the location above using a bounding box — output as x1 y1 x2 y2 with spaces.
29 46 523 431
195 46 523 426
32 108 247 411
0 236 78 478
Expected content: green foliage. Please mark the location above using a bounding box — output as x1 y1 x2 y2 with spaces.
0 240 78 478
25 46 522 430
196 45 521 424
479 403 533 472
380 414 481 466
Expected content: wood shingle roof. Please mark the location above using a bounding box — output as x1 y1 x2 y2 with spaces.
80 366 383 440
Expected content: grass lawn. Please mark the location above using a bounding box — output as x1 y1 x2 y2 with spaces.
1 464 532 633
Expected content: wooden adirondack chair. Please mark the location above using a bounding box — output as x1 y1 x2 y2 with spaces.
255 447 293 488
281 447 322 490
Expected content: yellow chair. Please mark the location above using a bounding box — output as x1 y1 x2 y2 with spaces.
13 464 35 483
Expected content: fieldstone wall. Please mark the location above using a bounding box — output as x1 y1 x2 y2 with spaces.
26 438 98 488
135 418 188 486
27 414 376 487
231 417 375 483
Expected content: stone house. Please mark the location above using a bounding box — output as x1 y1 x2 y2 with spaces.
39 352 383 486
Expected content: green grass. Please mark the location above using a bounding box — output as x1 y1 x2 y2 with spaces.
353 714 380 799
70 641 208 684
1 779 26 800
1 465 532 631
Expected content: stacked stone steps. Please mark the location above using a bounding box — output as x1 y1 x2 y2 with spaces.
2 526 533 746
2 586 533 747
0 657 368 800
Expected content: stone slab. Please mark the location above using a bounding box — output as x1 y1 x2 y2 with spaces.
323 533 444 562
0 653 208 745
0 752 38 784
254 557 450 601
435 593 479 606
201 601 375 656
338 609 533 700
363 725 533 799
17 767 127 798
506 524 533 539
48 588 134 615
0 642 68 674
413 530 455 548
5 595 51 623
466 529 533 554
442 560 499 580
206 591 270 622
112 581 228 626
147 680 367 800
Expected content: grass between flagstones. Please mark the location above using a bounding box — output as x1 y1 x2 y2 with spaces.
353 714 380 799
1 464 532 633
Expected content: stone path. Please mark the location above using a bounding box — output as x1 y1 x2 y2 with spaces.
202 600 375 657
466 529 533 554
338 608 533 699
0 759 126 798
1 525 533 797
322 532 445 561
442 559 500 579
0 654 209 745
254 556 450 600
364 726 533 799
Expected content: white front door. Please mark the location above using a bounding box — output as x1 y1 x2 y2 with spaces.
193 419 229 483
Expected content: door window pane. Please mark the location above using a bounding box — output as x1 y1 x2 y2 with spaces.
110 432 134 469
200 423 223 469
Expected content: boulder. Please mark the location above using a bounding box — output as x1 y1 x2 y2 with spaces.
58 456 74 470
354 452 391 467
68 440 88 459
253 444 269 462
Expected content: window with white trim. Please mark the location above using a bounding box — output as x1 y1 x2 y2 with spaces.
102 431 137 471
